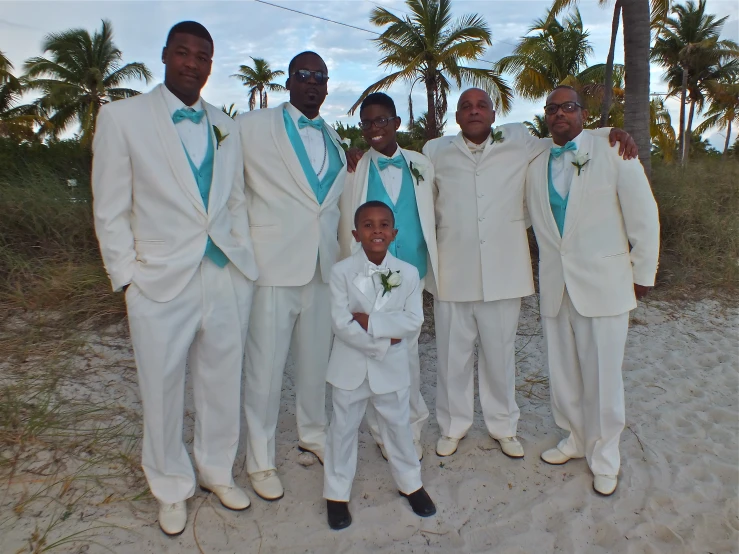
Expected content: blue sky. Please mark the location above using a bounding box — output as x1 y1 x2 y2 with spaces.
2 0 737 147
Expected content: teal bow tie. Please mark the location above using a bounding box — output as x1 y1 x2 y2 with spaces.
550 141 577 158
378 155 404 171
172 107 205 124
298 115 324 130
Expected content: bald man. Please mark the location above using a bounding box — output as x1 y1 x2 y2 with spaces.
422 88 635 459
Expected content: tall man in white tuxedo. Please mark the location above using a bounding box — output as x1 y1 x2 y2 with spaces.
92 22 258 536
423 88 636 459
525 86 659 496
237 51 347 500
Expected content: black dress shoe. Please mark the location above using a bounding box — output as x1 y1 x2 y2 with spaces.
326 500 352 530
400 487 436 517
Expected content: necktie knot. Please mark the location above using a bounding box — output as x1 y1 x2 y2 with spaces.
378 155 404 171
298 115 324 130
172 107 205 125
550 141 577 158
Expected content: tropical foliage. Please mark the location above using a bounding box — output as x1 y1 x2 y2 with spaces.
231 57 285 110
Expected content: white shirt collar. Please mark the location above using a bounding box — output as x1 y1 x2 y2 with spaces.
161 84 204 117
360 248 389 270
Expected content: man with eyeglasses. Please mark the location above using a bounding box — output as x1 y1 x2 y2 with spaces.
237 51 347 501
422 87 637 461
525 85 659 496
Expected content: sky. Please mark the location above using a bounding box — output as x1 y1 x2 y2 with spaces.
1 0 737 148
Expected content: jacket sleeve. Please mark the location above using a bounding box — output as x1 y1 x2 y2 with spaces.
338 171 357 261
368 269 424 341
227 124 256 270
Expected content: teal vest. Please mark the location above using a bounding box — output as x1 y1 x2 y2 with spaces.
548 154 569 237
366 157 428 278
182 126 229 267
283 108 343 204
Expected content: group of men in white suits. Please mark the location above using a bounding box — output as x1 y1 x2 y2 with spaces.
91 18 659 536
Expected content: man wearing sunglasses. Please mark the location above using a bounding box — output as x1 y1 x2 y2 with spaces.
237 51 347 501
525 85 659 496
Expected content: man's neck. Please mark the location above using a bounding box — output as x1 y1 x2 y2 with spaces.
375 142 399 158
290 101 319 119
164 81 199 107
552 129 583 146
462 130 490 145
365 250 386 266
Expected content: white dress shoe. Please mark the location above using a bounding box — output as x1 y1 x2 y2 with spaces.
496 437 524 458
158 501 187 536
593 474 618 496
540 447 577 465
436 436 461 457
201 484 251 511
414 440 424 461
250 470 284 501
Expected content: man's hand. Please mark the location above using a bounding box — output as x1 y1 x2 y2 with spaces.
346 148 365 173
390 338 402 345
352 312 369 331
634 284 651 300
608 128 638 160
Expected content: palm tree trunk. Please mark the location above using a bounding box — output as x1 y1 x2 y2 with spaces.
600 0 622 127
684 98 695 164
259 85 265 109
723 120 732 158
425 73 438 141
678 67 688 162
621 0 652 178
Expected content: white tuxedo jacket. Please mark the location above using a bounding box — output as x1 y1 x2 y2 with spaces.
338 147 439 296
92 84 259 302
525 132 660 318
327 252 424 395
237 102 347 287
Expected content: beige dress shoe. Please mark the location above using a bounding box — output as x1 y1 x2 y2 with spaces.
540 447 577 465
201 484 251 511
593 474 618 496
495 437 524 458
435 436 461 457
159 501 187 536
414 440 424 461
250 470 284 501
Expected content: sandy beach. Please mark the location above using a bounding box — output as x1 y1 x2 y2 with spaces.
1 296 737 554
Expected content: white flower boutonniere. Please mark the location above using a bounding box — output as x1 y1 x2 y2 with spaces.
379 269 402 296
572 152 590 176
340 137 351 151
490 127 504 144
213 125 229 149
409 161 425 186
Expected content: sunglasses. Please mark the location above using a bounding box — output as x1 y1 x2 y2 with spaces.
544 101 583 115
358 116 398 131
291 69 329 85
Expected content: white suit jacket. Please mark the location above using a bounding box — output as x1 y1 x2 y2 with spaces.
338 147 439 296
525 132 660 318
237 102 347 287
92 84 259 302
326 251 424 395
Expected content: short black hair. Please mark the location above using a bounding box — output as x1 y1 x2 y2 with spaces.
166 21 213 50
354 200 395 228
548 85 584 107
288 51 324 75
360 92 397 118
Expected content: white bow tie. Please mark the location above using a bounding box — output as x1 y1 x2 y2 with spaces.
365 263 387 278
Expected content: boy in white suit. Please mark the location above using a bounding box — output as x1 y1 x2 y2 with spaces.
92 22 258 535
324 201 436 530
338 92 438 461
525 86 660 496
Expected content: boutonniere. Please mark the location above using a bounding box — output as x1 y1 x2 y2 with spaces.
379 269 402 296
490 127 504 144
572 152 590 176
340 137 351 151
213 125 229 149
409 161 425 186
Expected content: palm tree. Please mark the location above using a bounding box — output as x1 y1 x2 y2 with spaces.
23 19 152 145
524 115 550 138
0 51 40 141
231 57 285 110
350 0 513 140
694 78 739 157
221 103 240 119
650 97 677 161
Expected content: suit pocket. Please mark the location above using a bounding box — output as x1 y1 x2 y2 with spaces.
134 239 165 244
249 224 280 240
603 252 628 258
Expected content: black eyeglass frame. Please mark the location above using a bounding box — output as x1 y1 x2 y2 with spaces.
543 101 583 115
357 116 399 131
291 69 329 85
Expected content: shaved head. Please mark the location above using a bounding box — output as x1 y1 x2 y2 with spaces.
457 88 494 110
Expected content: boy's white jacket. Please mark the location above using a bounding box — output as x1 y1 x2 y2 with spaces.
327 251 424 394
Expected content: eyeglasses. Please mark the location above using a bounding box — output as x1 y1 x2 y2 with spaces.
291 69 329 85
358 116 398 130
544 101 583 115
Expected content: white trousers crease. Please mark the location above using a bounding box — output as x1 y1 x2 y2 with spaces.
434 297 521 440
541 289 628 476
126 258 253 504
324 380 422 501
243 263 331 474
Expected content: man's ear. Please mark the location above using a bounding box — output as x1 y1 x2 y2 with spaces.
390 228 399 242
394 117 401 130
351 229 360 242
285 77 290 89
491 110 496 125
161 47 167 64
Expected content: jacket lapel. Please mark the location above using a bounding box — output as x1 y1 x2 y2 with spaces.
537 150 562 243
350 254 375 311
562 132 592 240
401 148 435 246
320 125 347 208
203 101 225 217
451 132 477 163
150 85 206 216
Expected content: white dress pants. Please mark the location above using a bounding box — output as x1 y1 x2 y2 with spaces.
541 290 629 476
434 297 521 440
324 380 423 501
126 258 253 504
243 264 331 475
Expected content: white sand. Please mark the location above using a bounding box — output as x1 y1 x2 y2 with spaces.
1 297 737 553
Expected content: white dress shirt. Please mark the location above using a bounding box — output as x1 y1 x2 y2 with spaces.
463 134 488 162
550 131 583 200
162 85 208 168
285 102 328 180
370 147 403 204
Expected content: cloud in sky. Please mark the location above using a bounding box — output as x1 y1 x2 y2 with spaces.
2 0 737 147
